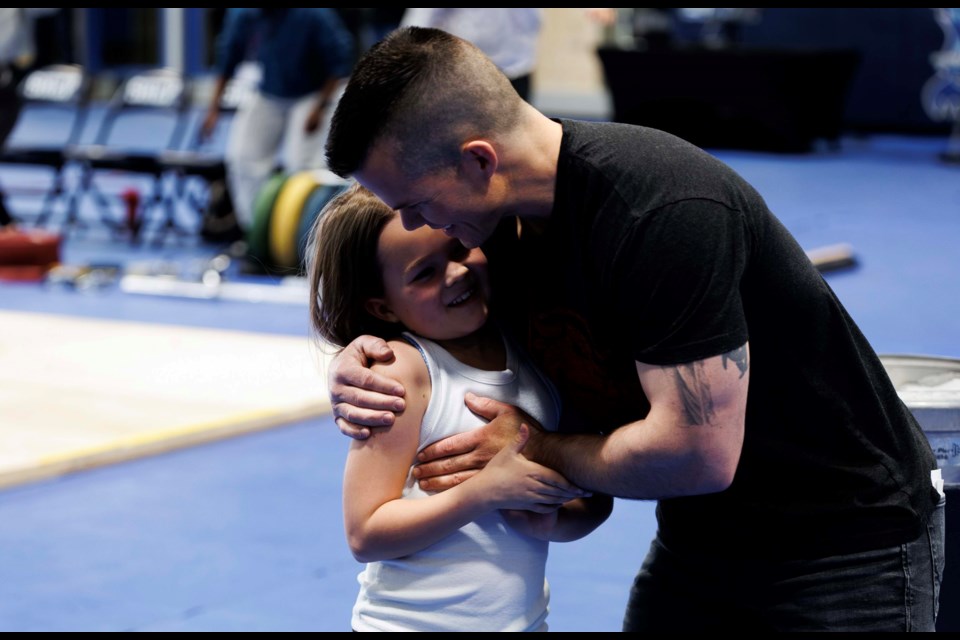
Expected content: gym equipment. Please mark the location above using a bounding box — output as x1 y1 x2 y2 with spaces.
120 272 309 305
269 171 320 272
248 168 349 274
880 353 960 632
0 228 62 282
0 307 332 492
110 249 309 305
46 263 122 290
0 64 92 227
247 172 288 267
881 354 960 482
806 242 857 273
63 68 193 241
297 181 348 267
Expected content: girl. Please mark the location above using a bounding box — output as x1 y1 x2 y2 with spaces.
306 183 612 632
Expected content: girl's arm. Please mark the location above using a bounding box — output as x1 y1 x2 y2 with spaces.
343 340 587 563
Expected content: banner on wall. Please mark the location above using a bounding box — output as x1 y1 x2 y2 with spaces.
921 8 960 162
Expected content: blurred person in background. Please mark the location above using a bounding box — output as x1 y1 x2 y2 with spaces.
199 8 354 237
400 9 542 103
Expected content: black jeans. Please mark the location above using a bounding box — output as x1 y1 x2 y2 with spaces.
623 497 946 632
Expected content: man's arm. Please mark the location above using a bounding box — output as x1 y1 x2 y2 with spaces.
501 492 614 542
304 76 341 134
528 344 748 498
198 75 228 144
327 335 407 438
345 342 589 563
415 343 749 499
199 8 246 143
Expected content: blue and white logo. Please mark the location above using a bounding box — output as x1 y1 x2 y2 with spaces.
922 8 960 123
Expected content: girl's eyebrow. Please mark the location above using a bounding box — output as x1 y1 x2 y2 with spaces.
402 252 432 277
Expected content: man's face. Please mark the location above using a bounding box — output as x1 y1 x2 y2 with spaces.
354 141 502 250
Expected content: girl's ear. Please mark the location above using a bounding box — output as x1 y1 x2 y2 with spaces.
364 298 399 324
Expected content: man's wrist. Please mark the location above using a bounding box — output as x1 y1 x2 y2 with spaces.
524 423 548 465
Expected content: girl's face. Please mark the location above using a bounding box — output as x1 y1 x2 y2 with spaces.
366 215 492 341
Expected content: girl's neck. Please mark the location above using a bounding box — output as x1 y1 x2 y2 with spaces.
431 321 506 371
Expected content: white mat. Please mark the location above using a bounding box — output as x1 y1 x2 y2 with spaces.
0 310 334 489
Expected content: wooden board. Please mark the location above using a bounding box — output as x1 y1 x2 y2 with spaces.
0 310 336 489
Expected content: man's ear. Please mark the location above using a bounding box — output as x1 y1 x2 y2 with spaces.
459 140 498 183
364 298 399 324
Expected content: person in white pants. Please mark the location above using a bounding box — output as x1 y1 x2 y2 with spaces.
400 9 542 102
200 8 354 232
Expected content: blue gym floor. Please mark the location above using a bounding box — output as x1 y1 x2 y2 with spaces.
1 128 958 631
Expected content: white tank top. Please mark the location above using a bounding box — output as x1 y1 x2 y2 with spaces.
351 331 562 632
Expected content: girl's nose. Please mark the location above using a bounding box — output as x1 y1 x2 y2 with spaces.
445 261 469 285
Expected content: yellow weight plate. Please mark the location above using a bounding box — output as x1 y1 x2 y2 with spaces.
269 171 319 271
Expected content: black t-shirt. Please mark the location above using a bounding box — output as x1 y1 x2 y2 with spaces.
486 119 939 560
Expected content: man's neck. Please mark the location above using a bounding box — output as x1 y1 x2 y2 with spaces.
501 107 562 222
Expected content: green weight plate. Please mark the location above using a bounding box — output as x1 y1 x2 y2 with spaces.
247 172 288 265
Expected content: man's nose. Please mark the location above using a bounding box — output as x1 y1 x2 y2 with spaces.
399 209 425 231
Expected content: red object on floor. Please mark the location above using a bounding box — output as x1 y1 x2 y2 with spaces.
0 229 62 281
121 188 142 241
0 264 50 282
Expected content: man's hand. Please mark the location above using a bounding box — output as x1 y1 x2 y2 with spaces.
413 393 544 491
328 335 406 439
304 106 323 134
198 108 219 144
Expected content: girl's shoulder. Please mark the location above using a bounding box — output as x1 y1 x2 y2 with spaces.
370 338 430 392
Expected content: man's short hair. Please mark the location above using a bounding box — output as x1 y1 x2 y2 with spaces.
326 26 523 179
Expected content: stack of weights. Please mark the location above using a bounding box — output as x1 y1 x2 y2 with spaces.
247 169 350 275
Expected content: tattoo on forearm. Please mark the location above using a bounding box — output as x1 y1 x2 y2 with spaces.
672 362 715 426
722 345 748 379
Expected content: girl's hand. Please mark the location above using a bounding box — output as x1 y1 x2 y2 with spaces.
473 425 589 512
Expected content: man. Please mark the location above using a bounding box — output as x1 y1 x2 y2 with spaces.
322 27 944 631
